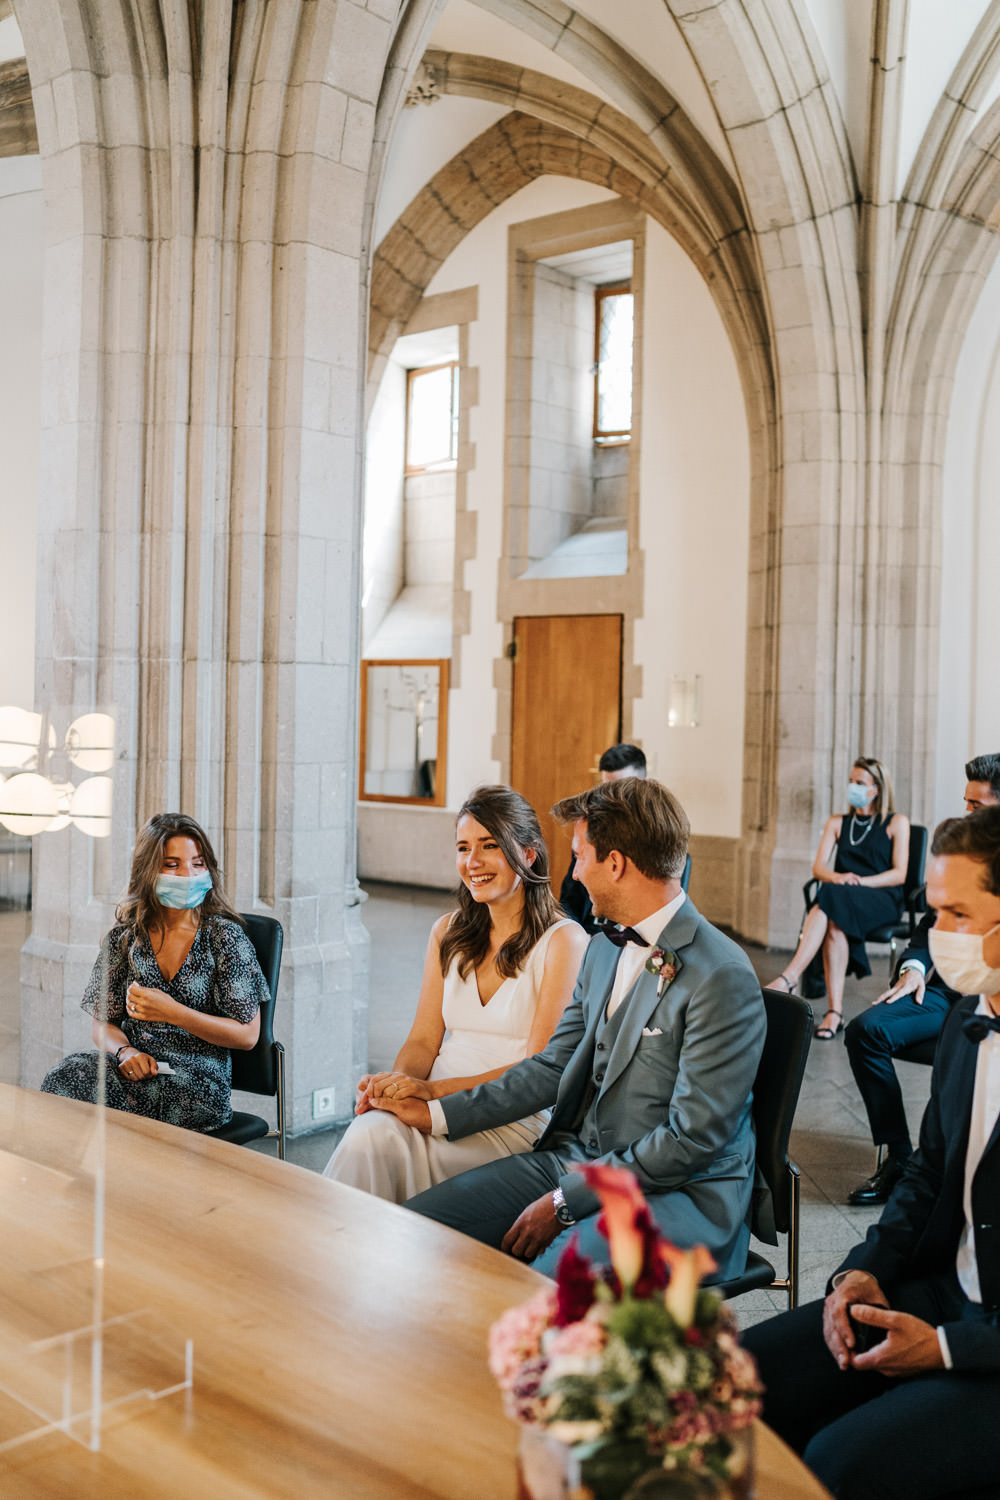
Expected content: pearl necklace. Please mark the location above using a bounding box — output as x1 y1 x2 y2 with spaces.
848 812 875 847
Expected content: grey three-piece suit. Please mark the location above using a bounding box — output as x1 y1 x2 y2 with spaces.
406 899 766 1278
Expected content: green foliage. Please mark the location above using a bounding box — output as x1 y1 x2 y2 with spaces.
606 1295 676 1348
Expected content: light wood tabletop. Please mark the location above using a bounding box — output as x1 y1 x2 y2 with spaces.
0 1086 830 1497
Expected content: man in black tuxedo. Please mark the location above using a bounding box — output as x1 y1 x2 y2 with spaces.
744 808 1000 1500
559 743 647 932
845 753 1000 1205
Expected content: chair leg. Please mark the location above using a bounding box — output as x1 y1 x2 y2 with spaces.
787 1169 800 1309
769 1167 801 1310
275 1043 286 1161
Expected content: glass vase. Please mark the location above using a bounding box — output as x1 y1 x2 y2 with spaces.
516 1425 755 1500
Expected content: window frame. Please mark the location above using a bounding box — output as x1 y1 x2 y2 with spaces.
592 281 634 445
404 361 460 475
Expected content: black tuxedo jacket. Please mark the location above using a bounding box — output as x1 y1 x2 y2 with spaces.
558 855 597 933
839 995 1000 1370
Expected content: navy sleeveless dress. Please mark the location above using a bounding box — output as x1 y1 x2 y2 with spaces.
813 814 904 979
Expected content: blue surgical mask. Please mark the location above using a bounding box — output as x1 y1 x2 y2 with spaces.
846 782 875 811
155 870 214 910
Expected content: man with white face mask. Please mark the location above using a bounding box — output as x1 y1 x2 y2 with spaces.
845 752 1000 1205
743 807 1000 1500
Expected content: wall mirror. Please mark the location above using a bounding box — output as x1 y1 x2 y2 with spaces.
359 660 449 805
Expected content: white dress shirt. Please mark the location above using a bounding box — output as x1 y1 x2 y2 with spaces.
937 995 1000 1367
604 892 687 1019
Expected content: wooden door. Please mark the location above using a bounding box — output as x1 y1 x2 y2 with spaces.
510 614 622 875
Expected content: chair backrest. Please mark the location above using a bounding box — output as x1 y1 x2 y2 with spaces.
904 823 928 899
231 913 284 1097
751 988 813 1236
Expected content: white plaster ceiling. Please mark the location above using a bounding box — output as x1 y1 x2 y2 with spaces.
0 12 25 63
541 240 633 284
375 0 737 249
801 0 1000 197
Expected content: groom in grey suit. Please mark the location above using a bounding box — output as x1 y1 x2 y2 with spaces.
370 778 765 1277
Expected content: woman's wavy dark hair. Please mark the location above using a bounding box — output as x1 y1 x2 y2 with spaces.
115 812 243 944
438 786 558 981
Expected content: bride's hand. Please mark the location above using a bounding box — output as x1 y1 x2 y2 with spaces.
368 1071 431 1102
387 1077 434 1101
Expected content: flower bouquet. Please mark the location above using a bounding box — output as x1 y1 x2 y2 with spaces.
489 1165 763 1500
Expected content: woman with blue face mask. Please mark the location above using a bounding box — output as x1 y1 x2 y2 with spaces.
41 812 268 1129
769 758 910 1039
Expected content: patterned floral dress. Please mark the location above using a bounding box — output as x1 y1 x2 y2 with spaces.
40 917 268 1130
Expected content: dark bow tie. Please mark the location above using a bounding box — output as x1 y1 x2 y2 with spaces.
962 1013 1000 1045
596 921 649 949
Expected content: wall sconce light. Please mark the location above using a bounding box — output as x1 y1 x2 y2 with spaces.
0 708 115 837
0 771 60 835
0 706 55 769
667 675 701 729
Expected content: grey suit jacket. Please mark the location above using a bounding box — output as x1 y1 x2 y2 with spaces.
440 900 765 1276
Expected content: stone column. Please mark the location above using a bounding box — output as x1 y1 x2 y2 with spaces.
18 0 395 1131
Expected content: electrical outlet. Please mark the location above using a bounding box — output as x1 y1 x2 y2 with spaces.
312 1087 336 1120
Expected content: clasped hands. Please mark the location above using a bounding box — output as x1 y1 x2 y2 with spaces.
357 1071 434 1130
824 1271 943 1377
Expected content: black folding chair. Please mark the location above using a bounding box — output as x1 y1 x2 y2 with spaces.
864 823 929 976
202 913 285 1159
801 823 929 986
717 988 812 1309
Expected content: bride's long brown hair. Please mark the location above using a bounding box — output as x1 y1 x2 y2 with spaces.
115 812 243 945
438 786 558 981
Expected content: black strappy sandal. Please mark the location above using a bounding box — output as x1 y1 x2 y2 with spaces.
814 1008 844 1040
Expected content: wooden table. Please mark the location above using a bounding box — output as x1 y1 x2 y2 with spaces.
0 1087 830 1496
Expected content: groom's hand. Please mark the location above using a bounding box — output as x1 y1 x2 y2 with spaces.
367 1095 432 1133
501 1193 561 1261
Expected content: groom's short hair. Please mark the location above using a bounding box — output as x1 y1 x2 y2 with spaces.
932 806 1000 897
552 778 689 880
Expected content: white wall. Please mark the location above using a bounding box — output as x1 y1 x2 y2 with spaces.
633 220 750 840
938 249 1000 819
361 358 406 653
0 156 43 710
800 0 873 179
419 183 751 838
424 176 617 805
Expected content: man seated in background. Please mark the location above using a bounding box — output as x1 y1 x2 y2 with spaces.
559 743 647 931
845 752 1000 1205
744 808 1000 1500
369 777 765 1280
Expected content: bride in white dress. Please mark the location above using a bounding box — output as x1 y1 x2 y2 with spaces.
323 785 587 1202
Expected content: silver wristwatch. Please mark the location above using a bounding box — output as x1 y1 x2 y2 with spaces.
552 1186 576 1226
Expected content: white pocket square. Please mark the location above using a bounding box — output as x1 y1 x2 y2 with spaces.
641 1026 664 1037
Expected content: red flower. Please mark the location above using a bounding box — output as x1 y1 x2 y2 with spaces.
577 1164 666 1296
554 1236 597 1326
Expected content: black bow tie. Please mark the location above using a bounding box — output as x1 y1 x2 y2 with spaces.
962 1013 1000 1045
596 921 649 949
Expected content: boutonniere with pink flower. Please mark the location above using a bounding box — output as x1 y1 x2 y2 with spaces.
645 946 680 997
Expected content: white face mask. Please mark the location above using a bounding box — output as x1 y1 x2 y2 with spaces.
929 922 1000 996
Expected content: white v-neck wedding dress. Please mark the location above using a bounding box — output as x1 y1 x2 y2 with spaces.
323 919 575 1202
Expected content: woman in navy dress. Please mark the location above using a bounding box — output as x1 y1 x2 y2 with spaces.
769 758 909 1039
41 812 269 1129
